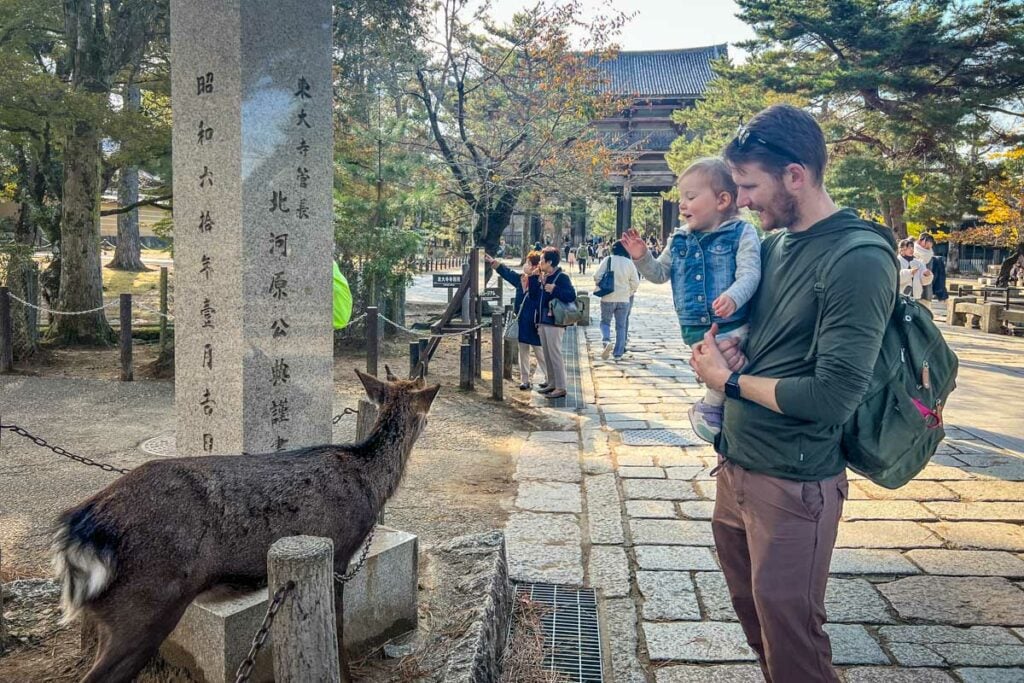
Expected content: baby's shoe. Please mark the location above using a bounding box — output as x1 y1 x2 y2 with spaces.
688 400 723 444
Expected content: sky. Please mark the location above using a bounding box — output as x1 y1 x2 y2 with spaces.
488 0 757 55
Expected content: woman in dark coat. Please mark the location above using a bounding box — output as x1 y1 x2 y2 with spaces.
485 251 547 390
532 247 577 399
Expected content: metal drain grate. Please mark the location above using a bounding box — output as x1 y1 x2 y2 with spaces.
140 434 176 457
511 582 603 683
621 428 702 447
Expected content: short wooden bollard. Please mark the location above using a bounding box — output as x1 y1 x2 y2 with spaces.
267 536 341 683
502 304 515 380
409 341 421 379
119 293 133 382
418 338 429 376
366 306 379 376
491 313 503 401
158 267 169 355
460 342 473 390
0 287 13 374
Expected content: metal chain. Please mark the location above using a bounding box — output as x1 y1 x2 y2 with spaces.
6 292 118 316
1 424 132 475
332 406 357 424
234 581 294 683
377 313 485 338
334 526 375 584
134 301 175 320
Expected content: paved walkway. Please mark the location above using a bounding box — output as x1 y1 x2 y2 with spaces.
504 275 1024 682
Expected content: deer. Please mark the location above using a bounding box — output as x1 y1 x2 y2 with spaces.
52 367 439 683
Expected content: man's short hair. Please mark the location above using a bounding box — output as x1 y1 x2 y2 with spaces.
723 104 828 186
917 233 935 246
541 246 560 267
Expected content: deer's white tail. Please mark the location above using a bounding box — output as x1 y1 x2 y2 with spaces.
52 506 117 625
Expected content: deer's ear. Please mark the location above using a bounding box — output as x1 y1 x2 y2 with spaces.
413 384 441 412
384 364 398 382
354 369 388 404
412 375 426 389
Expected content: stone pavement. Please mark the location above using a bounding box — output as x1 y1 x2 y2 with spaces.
504 274 1024 682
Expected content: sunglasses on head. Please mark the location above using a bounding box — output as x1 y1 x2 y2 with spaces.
734 125 803 166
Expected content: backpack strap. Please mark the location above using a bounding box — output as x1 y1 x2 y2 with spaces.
804 231 897 362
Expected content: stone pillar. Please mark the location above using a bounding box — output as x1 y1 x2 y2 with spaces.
171 0 334 456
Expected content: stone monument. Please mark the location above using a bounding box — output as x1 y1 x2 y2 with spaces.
171 0 333 456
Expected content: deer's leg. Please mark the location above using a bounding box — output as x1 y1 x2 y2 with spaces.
80 592 191 683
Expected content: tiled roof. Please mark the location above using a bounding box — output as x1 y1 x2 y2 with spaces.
591 45 727 97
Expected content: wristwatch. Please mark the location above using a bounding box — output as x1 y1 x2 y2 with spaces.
724 372 742 400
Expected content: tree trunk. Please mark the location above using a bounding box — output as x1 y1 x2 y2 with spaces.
881 194 908 239
9 153 41 359
50 121 115 345
947 239 960 273
108 84 149 272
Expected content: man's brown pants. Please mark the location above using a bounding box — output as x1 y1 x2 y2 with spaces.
712 461 848 683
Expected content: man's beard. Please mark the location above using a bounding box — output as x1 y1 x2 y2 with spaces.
756 186 799 231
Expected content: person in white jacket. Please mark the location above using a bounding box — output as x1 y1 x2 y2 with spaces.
899 238 932 303
594 241 640 359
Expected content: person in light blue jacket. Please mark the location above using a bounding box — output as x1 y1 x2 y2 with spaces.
621 158 761 443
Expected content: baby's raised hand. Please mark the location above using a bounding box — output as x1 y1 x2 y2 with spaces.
712 294 737 318
620 229 648 260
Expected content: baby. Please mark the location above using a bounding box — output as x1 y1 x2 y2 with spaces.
621 157 761 443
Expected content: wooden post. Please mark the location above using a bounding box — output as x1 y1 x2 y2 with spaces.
460 342 473 390
503 304 515 380
409 341 421 379
418 338 429 376
158 267 169 355
366 306 379 376
491 313 503 401
0 287 13 374
470 248 482 378
267 536 341 683
119 293 133 382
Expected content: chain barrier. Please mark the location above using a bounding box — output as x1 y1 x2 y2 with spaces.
133 301 175 320
1 424 132 474
377 313 485 338
332 407 357 424
334 526 376 584
234 581 294 683
6 292 118 316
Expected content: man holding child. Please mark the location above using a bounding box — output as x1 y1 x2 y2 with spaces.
630 105 896 682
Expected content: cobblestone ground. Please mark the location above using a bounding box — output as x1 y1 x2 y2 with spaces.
504 274 1024 683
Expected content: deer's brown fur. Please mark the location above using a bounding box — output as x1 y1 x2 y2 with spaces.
52 368 439 683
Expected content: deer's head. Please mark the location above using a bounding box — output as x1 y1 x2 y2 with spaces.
355 366 440 440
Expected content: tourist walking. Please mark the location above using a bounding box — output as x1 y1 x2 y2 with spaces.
594 241 639 360
486 252 547 390
898 237 931 304
690 104 897 683
622 157 761 443
575 243 590 274
532 247 576 400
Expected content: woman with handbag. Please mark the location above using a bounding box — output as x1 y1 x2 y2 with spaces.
532 246 577 400
485 251 547 390
593 241 640 360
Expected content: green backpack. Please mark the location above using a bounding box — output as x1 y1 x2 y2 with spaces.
807 229 959 489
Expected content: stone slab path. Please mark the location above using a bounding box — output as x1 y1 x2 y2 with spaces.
504 275 1024 682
